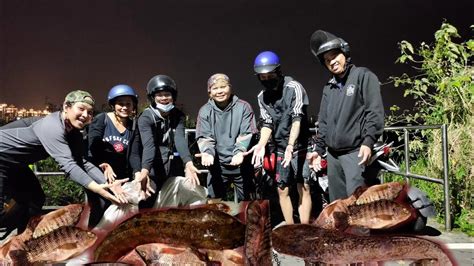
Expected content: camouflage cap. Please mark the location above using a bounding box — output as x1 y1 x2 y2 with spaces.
64 90 95 106
207 73 230 92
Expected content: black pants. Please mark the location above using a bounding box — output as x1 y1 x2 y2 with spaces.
206 162 254 202
0 164 45 233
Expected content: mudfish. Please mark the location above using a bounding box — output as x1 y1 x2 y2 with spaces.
10 226 97 264
272 224 456 265
244 200 272 266
94 207 246 262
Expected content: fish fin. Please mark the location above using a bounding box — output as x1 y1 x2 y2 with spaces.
160 247 186 255
8 249 30 265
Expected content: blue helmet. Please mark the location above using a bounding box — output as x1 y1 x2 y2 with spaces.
253 51 281 74
107 84 138 105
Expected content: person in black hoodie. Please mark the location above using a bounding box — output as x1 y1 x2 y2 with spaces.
135 75 200 209
250 51 312 225
87 84 143 227
307 30 384 202
196 73 257 201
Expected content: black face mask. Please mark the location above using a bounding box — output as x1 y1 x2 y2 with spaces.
260 78 281 90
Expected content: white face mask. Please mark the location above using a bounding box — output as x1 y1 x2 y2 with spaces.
155 102 175 113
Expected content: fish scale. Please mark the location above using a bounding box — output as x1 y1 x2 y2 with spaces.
24 226 96 263
348 199 411 228
94 207 246 262
32 204 83 239
355 182 403 205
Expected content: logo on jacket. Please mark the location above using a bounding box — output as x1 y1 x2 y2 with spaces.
346 84 355 96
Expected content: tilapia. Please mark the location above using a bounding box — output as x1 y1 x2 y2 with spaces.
355 181 405 205
94 207 246 262
9 226 97 264
272 224 457 265
32 203 84 238
347 199 414 229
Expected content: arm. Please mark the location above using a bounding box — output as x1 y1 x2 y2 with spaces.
361 71 384 149
314 90 328 156
234 102 257 153
173 112 192 165
137 110 156 172
87 113 106 165
195 106 216 167
358 71 385 165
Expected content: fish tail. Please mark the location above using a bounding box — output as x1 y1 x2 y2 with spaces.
244 200 272 266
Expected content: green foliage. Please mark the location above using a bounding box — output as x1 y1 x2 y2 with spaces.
36 157 85 206
387 22 473 234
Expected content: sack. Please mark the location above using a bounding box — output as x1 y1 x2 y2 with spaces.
153 176 208 208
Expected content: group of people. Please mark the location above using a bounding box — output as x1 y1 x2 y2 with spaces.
0 29 384 232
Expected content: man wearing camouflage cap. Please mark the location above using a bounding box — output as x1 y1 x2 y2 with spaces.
196 73 257 201
0 90 129 233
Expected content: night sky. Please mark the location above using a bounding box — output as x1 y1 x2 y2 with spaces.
1 0 472 120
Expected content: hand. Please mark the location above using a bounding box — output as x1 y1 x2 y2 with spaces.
99 163 116 183
88 178 129 205
195 153 214 167
306 152 322 171
358 145 372 165
109 179 130 204
249 144 265 167
185 161 201 186
281 144 294 168
134 171 155 200
229 152 244 166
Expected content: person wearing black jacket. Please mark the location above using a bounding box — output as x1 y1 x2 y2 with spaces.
135 75 200 209
87 84 143 227
308 30 384 202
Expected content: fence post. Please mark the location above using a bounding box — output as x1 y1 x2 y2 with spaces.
442 124 451 231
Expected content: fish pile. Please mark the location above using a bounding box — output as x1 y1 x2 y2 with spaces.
0 204 97 265
93 200 272 265
314 181 418 232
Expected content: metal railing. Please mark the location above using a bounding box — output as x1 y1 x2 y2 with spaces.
34 126 452 230
383 124 451 230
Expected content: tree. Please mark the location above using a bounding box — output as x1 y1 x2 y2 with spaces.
387 22 473 234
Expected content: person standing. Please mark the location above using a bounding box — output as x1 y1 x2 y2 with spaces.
196 73 257 201
135 75 200 208
87 84 145 227
307 30 384 202
0 90 128 232
250 51 312 224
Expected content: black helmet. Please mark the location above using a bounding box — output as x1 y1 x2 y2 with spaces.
146 75 177 101
310 30 350 64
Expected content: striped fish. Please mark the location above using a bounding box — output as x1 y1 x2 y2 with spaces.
355 182 404 205
32 204 84 239
10 226 97 264
348 199 413 229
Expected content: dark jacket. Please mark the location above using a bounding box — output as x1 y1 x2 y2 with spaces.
87 112 141 178
137 106 192 177
257 76 310 151
315 65 384 155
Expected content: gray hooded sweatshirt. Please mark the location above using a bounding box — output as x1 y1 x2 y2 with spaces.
196 95 257 166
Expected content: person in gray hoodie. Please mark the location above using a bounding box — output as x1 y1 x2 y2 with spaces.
196 73 257 201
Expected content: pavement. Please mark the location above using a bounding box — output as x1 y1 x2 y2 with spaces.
273 218 473 266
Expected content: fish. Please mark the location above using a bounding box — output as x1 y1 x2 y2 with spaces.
355 181 405 205
133 243 244 265
9 226 97 264
244 200 272 266
272 224 457 265
347 199 414 229
32 203 84 238
94 207 246 262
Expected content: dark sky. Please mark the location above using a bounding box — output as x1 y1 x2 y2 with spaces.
1 0 472 119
